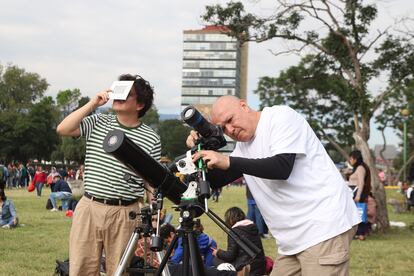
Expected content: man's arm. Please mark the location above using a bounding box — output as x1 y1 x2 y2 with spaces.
144 181 154 204
204 153 295 189
56 90 110 137
229 154 296 180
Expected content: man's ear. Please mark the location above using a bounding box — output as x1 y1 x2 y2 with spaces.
136 102 145 112
240 99 249 111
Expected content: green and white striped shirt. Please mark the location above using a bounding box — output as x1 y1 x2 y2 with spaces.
80 114 161 200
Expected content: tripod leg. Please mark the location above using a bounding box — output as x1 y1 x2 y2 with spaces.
182 233 190 276
188 231 205 276
155 233 179 276
114 231 140 276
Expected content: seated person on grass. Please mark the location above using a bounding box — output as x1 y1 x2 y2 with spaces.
212 207 266 276
49 174 72 212
0 188 18 229
171 220 217 267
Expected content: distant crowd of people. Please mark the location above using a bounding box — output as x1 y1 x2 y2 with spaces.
0 162 86 230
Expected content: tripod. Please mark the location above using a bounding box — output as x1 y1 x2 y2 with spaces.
156 202 205 276
155 200 260 276
114 187 171 276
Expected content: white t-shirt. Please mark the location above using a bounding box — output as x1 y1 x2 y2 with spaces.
232 106 361 255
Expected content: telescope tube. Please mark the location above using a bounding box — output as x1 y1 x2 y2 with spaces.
103 129 187 204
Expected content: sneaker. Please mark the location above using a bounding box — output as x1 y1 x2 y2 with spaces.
1 224 10 229
51 208 59 212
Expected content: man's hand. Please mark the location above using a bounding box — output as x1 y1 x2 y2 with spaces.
90 89 111 109
186 130 200 148
192 150 230 170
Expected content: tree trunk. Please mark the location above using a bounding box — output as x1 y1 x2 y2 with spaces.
353 132 390 232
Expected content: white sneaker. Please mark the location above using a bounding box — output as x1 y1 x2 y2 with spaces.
51 208 59 212
2 224 10 229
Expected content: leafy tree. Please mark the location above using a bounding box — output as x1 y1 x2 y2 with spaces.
376 79 414 183
56 88 81 118
0 64 48 112
0 64 50 162
141 106 160 128
53 94 90 164
24 97 60 161
158 120 191 159
202 0 414 231
78 96 90 109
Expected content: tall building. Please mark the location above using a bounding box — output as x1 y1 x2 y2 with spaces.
181 26 248 152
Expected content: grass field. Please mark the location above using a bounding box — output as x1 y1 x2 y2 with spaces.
1 186 413 276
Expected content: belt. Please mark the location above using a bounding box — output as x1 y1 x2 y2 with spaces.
84 192 138 206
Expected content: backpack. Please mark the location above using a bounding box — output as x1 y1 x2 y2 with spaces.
54 259 69 276
46 198 53 210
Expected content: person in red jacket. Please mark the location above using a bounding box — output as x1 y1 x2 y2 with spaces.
32 165 47 197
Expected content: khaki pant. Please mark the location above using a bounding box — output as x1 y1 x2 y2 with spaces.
69 196 141 276
271 226 357 276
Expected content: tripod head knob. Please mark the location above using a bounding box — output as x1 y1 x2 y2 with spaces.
129 211 137 220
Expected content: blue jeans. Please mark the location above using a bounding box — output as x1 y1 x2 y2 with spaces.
247 203 265 235
0 217 18 227
49 192 72 210
35 182 44 196
20 177 27 188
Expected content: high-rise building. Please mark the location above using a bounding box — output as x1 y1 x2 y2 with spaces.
181 26 248 152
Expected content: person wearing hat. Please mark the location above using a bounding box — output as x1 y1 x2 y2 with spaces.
49 174 72 212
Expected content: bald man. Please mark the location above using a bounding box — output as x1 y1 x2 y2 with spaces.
187 96 360 276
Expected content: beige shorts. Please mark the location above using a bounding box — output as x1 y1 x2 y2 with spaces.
271 226 357 276
69 196 141 276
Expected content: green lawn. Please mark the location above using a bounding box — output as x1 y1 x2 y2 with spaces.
1 186 413 275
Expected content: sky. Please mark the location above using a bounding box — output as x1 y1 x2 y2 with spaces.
1 0 413 148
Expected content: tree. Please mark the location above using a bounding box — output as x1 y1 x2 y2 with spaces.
56 88 81 118
141 106 160 128
158 120 191 159
202 0 414 231
376 79 414 184
53 94 90 164
24 97 60 161
0 64 48 112
0 64 49 162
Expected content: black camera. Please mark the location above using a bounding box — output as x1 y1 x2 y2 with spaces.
181 106 227 150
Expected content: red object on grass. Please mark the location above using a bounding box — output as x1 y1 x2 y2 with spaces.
27 182 35 192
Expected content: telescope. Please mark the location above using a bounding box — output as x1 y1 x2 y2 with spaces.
103 129 187 204
103 128 261 276
181 105 227 150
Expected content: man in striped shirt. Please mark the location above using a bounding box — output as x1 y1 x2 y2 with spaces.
57 74 161 276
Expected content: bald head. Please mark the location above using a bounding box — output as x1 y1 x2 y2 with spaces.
210 96 260 142
212 95 241 110
211 96 243 123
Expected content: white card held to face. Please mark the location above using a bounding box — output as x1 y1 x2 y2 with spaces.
109 81 134 100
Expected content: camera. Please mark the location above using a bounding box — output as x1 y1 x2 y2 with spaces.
181 106 227 150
